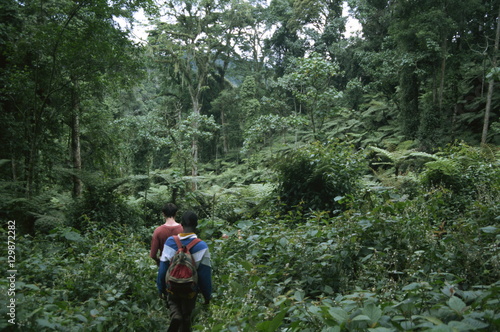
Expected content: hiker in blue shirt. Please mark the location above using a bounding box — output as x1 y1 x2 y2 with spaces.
157 211 212 332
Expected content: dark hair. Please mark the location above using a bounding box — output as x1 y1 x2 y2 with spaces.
181 211 198 228
162 203 178 218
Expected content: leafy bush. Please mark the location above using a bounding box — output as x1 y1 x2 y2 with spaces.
197 207 499 331
195 183 275 224
420 144 499 191
274 140 366 214
421 158 462 190
420 143 500 212
2 143 498 332
0 183 70 235
0 225 165 331
1 175 498 331
69 178 143 230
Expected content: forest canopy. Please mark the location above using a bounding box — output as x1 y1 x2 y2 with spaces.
0 0 499 330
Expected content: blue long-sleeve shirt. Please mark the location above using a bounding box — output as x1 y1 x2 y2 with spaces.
157 233 212 301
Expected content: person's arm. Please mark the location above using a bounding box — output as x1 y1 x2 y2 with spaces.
157 259 170 297
197 253 212 304
150 230 160 264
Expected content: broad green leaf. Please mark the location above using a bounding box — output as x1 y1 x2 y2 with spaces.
420 315 444 325
75 314 88 323
308 305 321 315
309 230 319 236
324 285 334 294
43 304 59 312
273 296 288 306
480 226 498 234
279 237 288 246
63 230 83 242
426 325 453 332
240 260 253 271
256 309 287 332
24 283 40 290
461 317 489 329
268 310 287 332
447 296 466 313
294 290 305 302
55 301 69 309
328 307 348 323
352 314 371 321
403 282 424 291
36 319 56 328
400 321 416 330
448 321 474 330
361 254 373 262
237 220 254 229
322 327 341 332
363 303 382 323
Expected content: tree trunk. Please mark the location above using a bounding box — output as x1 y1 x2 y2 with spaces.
482 5 500 145
400 65 420 139
25 108 41 198
191 97 200 191
221 108 228 154
71 80 82 197
439 37 447 110
11 158 17 182
25 143 35 198
71 112 82 197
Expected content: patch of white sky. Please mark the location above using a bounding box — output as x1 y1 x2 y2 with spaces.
114 8 149 44
343 1 363 38
115 1 362 45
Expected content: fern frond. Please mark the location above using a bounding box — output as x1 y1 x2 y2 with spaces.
408 152 440 160
369 146 400 162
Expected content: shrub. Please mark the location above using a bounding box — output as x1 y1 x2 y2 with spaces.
69 179 143 230
273 140 366 214
419 143 500 212
0 225 166 331
197 208 499 331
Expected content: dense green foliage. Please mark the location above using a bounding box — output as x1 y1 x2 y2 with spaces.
0 0 499 330
1 144 499 331
274 141 366 213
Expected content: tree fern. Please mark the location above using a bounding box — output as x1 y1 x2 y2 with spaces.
369 142 436 179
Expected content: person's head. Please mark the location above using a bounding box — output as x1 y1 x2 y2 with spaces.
162 203 178 218
181 211 198 230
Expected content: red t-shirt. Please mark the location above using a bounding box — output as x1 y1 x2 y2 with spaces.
150 224 183 261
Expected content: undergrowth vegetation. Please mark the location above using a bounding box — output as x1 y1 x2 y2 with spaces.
1 143 499 331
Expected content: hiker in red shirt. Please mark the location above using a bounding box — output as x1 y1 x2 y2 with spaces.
150 203 183 266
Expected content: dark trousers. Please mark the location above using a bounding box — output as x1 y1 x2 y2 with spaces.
166 293 198 332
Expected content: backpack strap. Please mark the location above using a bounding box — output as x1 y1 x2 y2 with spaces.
173 235 183 249
173 235 201 252
186 238 201 251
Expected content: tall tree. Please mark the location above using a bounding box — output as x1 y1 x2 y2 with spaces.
350 0 498 147
277 52 341 138
482 4 500 145
0 0 147 230
148 0 256 188
264 0 307 76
